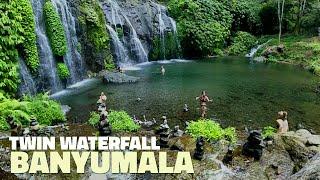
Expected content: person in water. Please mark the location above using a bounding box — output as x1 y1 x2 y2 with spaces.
161 66 165 75
276 111 289 133
196 91 213 118
97 92 107 106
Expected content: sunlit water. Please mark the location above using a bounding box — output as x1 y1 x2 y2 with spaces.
55 57 320 132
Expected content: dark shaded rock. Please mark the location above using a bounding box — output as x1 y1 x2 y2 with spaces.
290 153 320 180
280 133 315 172
242 130 264 160
101 71 140 84
194 136 205 160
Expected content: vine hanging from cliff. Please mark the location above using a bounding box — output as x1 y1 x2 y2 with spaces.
44 0 68 56
0 0 24 97
79 0 114 69
16 0 39 72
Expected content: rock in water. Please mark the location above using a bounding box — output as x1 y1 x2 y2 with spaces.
101 71 139 84
242 130 264 160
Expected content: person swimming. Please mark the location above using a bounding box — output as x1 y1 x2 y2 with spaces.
276 111 289 133
196 91 213 118
161 66 165 75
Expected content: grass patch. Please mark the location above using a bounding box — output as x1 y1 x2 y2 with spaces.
256 35 320 75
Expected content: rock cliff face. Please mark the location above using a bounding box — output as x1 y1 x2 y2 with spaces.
19 0 180 95
101 0 180 66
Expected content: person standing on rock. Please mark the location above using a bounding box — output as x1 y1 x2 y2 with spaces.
276 111 289 133
161 66 165 75
196 91 213 118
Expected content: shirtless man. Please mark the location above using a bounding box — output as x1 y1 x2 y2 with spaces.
196 91 213 118
276 111 289 133
161 66 165 75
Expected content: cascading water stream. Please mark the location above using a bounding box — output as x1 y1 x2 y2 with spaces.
51 0 86 84
102 0 148 66
31 0 62 93
106 24 131 66
18 58 37 95
169 17 181 57
157 4 166 59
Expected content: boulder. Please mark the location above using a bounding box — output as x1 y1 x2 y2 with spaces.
307 135 320 146
289 153 320 180
169 138 185 151
280 133 315 171
101 71 140 84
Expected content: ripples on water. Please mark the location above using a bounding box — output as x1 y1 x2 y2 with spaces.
55 58 320 132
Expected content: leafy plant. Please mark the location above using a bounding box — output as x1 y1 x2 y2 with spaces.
168 0 232 57
44 1 68 56
186 119 237 144
224 127 237 144
23 93 66 125
88 111 100 126
57 63 70 79
228 31 257 56
17 0 39 72
79 0 115 69
108 110 140 132
0 1 25 96
262 126 277 139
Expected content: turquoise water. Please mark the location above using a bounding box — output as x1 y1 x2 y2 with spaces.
56 57 320 132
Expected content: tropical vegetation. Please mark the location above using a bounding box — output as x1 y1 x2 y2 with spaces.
186 119 237 144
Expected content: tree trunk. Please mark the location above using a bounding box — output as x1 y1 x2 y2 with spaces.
278 0 285 45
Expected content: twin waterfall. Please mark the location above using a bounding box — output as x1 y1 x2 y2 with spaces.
19 0 180 95
102 0 180 67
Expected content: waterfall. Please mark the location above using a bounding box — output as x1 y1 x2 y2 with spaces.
106 24 131 66
18 58 37 95
51 0 86 84
102 0 148 66
31 0 62 93
169 17 181 57
157 4 166 59
122 15 148 63
246 40 271 58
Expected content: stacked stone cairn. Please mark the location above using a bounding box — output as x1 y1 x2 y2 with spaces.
242 130 265 160
194 136 205 160
158 116 170 148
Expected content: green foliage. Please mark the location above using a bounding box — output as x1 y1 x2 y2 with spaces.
262 126 277 139
0 92 30 130
149 32 181 60
88 111 100 126
44 1 68 56
186 119 237 143
108 110 140 132
79 0 109 50
168 0 232 57
257 35 320 76
231 0 262 34
79 0 115 69
87 110 140 132
16 0 39 72
57 63 70 79
23 93 66 125
104 54 115 70
224 127 237 144
0 92 65 131
228 31 257 55
0 0 24 96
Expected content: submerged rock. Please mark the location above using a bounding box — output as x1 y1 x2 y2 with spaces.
100 71 140 84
